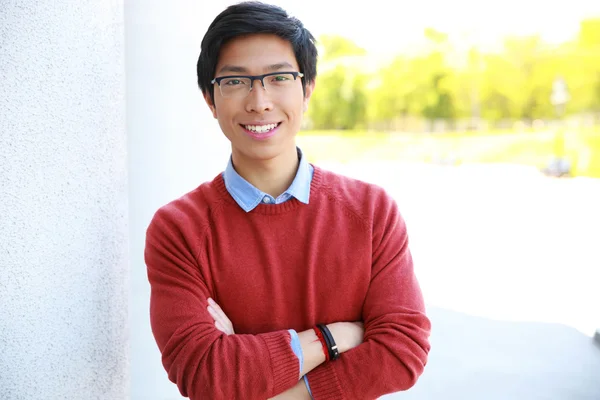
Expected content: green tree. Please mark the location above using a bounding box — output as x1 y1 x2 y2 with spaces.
422 73 455 120
368 29 458 128
307 35 369 130
577 18 600 112
419 31 457 122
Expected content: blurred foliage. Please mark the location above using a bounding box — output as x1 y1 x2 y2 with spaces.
317 35 367 60
297 127 600 178
306 18 600 130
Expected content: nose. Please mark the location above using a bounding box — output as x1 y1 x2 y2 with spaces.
245 78 273 114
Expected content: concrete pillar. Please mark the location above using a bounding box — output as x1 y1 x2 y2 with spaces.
0 2 128 399
126 1 229 398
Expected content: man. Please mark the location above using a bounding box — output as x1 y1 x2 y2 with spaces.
144 2 431 399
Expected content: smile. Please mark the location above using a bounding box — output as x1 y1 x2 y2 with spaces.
242 123 280 133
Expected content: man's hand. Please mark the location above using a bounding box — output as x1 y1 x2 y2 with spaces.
207 298 235 335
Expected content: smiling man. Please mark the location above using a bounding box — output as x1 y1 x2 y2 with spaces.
144 2 431 399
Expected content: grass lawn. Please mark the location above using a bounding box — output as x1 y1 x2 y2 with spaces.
297 128 600 178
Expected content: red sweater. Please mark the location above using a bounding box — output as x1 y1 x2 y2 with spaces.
144 165 431 400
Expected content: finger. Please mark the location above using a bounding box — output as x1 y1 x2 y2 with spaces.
207 299 234 333
208 298 227 320
217 308 233 330
218 310 234 334
208 297 222 312
207 305 228 329
207 298 226 320
208 305 234 334
215 320 229 334
207 305 219 321
214 320 225 332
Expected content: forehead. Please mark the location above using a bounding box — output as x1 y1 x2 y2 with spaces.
216 34 299 73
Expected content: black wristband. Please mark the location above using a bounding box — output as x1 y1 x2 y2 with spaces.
316 324 340 361
316 324 332 359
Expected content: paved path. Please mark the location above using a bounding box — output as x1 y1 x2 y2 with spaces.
382 306 600 399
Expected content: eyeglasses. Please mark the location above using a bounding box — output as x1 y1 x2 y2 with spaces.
211 71 304 98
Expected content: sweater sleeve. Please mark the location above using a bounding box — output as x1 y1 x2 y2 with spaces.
306 192 431 400
144 207 299 400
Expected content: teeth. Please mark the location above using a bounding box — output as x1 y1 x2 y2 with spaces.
244 123 278 133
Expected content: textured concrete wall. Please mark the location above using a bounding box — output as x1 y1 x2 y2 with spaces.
126 1 230 399
0 2 128 400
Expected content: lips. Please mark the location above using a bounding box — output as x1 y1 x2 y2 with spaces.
241 123 280 134
240 122 281 140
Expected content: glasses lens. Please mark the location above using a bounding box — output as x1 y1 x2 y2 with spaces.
264 73 296 91
219 77 252 97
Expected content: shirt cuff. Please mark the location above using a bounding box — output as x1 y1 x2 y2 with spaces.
288 329 303 373
303 375 314 399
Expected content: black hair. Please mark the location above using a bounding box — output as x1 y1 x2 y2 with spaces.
197 1 318 103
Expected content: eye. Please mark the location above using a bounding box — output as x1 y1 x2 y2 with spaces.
223 78 245 86
272 75 290 82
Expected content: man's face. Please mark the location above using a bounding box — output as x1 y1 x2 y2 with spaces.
205 34 314 165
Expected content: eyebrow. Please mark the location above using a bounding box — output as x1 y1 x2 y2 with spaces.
216 62 296 75
266 62 295 71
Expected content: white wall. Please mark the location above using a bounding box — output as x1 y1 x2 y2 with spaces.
0 2 129 399
126 1 229 399
1 1 230 399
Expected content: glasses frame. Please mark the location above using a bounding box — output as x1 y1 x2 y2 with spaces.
211 71 304 97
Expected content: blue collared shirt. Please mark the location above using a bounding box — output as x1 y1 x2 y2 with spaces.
223 148 313 212
222 147 314 397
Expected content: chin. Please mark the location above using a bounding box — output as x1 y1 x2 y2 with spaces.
245 144 286 160
237 140 293 161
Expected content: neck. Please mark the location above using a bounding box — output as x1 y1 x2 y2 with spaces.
231 146 299 198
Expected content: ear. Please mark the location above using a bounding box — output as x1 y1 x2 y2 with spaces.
204 92 218 119
302 79 316 113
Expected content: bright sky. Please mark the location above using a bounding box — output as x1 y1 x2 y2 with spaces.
265 0 600 54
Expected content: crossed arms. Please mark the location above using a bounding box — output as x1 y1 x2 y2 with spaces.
207 297 364 399
145 197 431 400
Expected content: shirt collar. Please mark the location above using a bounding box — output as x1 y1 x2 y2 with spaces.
223 147 312 212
